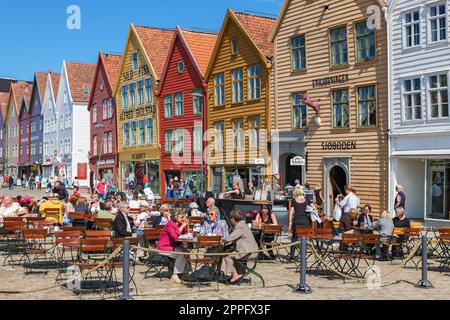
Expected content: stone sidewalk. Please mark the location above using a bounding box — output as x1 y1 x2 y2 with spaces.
0 254 448 300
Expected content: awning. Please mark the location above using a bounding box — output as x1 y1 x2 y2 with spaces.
391 149 450 157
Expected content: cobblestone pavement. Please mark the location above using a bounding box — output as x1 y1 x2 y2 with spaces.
0 252 448 300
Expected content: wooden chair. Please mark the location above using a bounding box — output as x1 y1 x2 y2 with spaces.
333 234 363 278
360 234 382 269
143 228 171 280
188 217 204 227
85 230 112 239
110 237 140 295
1 221 26 266
54 231 83 282
44 208 61 226
93 218 113 230
383 228 405 262
21 229 50 274
63 226 86 233
260 225 283 261
188 236 223 291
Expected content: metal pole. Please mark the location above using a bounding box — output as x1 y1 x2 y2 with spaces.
120 240 133 300
415 235 434 289
294 237 312 294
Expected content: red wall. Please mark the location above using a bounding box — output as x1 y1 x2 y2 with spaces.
89 58 118 185
158 36 206 196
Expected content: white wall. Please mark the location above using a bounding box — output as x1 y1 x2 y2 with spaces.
71 103 91 187
393 157 425 219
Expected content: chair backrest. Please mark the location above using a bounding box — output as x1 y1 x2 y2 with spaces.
262 224 283 235
37 220 56 228
55 231 83 244
45 208 60 216
439 227 450 237
189 217 204 226
410 221 422 229
197 236 222 249
392 227 405 236
342 233 361 244
3 217 25 223
63 226 86 232
4 221 26 233
315 228 333 238
80 238 110 253
84 214 97 222
296 227 315 239
94 218 113 229
22 229 47 240
404 228 421 238
130 208 141 215
112 237 139 249
69 212 86 221
155 224 165 230
85 230 112 238
361 233 382 245
144 228 162 241
26 217 45 223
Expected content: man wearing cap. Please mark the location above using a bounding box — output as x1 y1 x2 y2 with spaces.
189 202 205 218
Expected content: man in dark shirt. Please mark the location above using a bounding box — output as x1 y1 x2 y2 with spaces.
52 181 69 202
392 207 411 259
394 185 406 210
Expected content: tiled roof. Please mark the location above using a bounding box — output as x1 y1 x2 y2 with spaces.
11 81 32 111
101 53 122 91
133 26 175 79
65 62 96 103
234 11 276 58
35 72 49 103
49 72 61 99
0 92 9 121
181 29 218 76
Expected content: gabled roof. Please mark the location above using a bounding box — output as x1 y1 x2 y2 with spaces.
233 12 276 58
181 29 218 75
88 52 123 109
157 27 218 95
205 9 276 79
101 53 122 91
65 62 96 104
11 81 32 112
35 72 48 103
133 26 176 79
271 0 388 41
49 72 61 100
0 92 9 123
18 95 29 119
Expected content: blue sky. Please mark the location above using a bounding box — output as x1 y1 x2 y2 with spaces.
0 0 283 81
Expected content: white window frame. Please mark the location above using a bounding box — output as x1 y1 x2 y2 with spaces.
174 129 185 154
402 76 423 122
93 104 98 123
232 118 244 150
175 92 184 116
214 121 224 152
164 95 173 118
402 8 422 49
193 122 203 155
103 100 108 120
232 69 244 104
214 74 225 107
427 2 448 44
427 72 449 119
132 52 139 70
248 64 261 101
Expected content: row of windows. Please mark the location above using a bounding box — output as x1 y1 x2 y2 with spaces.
19 142 43 157
164 89 204 119
402 73 448 121
212 116 261 152
93 132 114 155
214 64 261 107
7 145 19 158
92 98 114 123
121 78 153 109
288 85 377 130
403 3 448 49
122 119 154 147
44 114 72 134
164 125 203 155
291 20 376 71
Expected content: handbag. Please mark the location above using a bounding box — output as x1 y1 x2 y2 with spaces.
333 204 342 222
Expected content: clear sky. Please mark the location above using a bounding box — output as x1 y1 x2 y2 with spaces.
0 0 283 81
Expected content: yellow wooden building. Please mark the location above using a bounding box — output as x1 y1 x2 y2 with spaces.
205 10 276 193
114 24 175 194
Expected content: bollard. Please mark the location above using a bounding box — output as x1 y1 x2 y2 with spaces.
119 240 133 300
415 235 434 289
294 237 312 294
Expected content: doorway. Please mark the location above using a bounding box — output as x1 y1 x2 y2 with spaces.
285 154 303 187
329 166 348 203
324 158 350 217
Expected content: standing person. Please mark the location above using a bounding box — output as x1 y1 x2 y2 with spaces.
22 175 27 189
29 175 34 190
172 177 181 199
96 178 106 200
35 175 40 190
8 175 14 190
432 178 443 213
72 176 80 189
289 188 314 260
166 178 174 199
336 185 359 218
394 185 406 211
314 184 324 208
221 182 243 200
52 181 69 202
47 177 53 193
244 182 255 196
262 177 272 201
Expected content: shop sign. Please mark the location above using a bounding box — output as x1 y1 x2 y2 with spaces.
97 159 115 166
119 105 156 121
322 141 357 151
290 156 306 167
254 158 265 165
312 74 349 88
77 163 88 180
132 153 146 160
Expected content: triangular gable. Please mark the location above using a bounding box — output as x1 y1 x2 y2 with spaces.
270 0 388 41
18 96 29 120
28 72 47 116
41 72 59 117
205 9 272 80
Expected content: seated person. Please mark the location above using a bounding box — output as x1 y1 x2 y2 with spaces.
373 211 394 260
221 182 244 200
69 186 81 202
132 201 152 236
0 196 23 228
97 200 116 220
63 197 77 226
358 204 374 229
244 182 255 196
201 206 229 237
221 210 259 285
188 202 205 218
112 203 134 238
339 209 358 234
153 204 171 227
254 206 278 260
74 197 90 214
156 212 191 284
38 194 65 226
392 207 411 259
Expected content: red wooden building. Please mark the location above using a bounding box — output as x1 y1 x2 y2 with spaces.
156 27 217 198
88 52 122 189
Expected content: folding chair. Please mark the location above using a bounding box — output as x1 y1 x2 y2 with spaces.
403 228 422 269
235 255 265 288
187 236 223 291
437 233 450 272
54 231 83 282
110 237 140 295
331 234 363 279
1 221 26 266
44 208 61 226
93 218 113 230
384 228 405 262
259 225 283 262
69 212 86 227
360 234 382 270
63 226 86 233
85 230 112 239
21 229 53 274
143 228 172 280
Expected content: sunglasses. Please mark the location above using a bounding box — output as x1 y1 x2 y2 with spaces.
208 212 217 216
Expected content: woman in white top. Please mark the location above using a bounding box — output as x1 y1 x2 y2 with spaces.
90 195 102 214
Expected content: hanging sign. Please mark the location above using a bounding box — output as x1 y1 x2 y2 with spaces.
290 156 306 167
